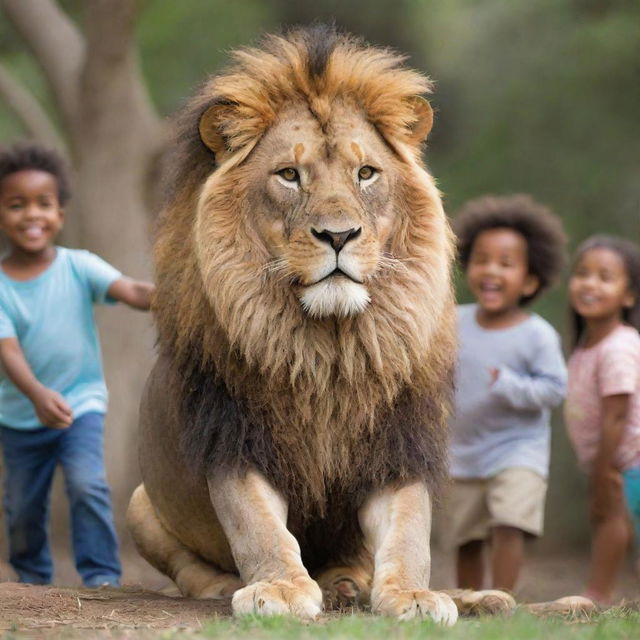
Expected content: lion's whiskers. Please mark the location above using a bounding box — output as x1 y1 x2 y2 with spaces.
260 257 286 274
376 254 410 275
261 257 296 284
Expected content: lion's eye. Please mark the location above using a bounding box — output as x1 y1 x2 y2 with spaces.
277 167 299 182
358 166 376 181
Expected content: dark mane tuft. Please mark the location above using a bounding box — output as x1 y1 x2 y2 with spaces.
295 23 341 78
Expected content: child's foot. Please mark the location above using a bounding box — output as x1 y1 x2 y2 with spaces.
84 576 120 589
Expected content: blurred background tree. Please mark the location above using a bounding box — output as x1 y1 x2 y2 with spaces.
0 0 638 579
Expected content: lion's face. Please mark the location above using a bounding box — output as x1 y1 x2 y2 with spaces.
250 104 397 318
197 102 405 319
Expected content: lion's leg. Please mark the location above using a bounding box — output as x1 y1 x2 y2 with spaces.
358 482 515 622
315 551 373 610
359 481 458 624
127 484 242 598
208 470 322 620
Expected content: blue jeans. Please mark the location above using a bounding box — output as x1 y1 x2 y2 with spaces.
0 412 121 586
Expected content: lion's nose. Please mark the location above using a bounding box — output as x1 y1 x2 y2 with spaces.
311 227 362 252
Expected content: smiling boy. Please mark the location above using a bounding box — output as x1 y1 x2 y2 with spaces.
0 142 154 587
447 194 567 593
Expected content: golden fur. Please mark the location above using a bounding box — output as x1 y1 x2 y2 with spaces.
128 28 583 619
153 26 456 513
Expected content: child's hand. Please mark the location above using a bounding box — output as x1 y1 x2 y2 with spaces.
589 468 623 522
31 387 73 429
488 367 500 385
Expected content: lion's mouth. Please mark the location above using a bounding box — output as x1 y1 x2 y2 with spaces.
312 268 363 286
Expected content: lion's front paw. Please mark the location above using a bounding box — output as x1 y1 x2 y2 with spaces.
372 588 458 624
447 589 516 615
231 576 323 620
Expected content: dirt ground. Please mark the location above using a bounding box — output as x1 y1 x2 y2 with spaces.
0 546 638 636
0 583 230 635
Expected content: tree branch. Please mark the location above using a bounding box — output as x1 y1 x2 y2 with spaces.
0 63 67 153
84 0 140 65
1 0 85 129
79 0 163 154
81 0 144 110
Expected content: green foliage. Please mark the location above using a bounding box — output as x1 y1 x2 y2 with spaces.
0 52 56 142
137 0 275 114
409 0 640 245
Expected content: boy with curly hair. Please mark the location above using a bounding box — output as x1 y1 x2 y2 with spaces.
0 142 154 587
448 194 567 592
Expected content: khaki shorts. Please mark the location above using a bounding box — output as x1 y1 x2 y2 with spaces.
445 467 547 547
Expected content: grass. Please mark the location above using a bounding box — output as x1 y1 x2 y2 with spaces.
165 609 640 640
3 610 639 639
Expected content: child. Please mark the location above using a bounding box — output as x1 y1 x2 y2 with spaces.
565 235 640 605
0 142 155 587
448 194 567 592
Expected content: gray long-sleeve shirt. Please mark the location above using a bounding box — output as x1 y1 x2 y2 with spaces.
449 304 567 479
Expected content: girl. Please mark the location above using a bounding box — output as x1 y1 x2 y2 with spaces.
565 235 640 605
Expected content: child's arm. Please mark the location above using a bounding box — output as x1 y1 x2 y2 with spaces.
107 277 155 311
589 393 630 521
0 337 73 428
490 329 566 411
490 367 566 410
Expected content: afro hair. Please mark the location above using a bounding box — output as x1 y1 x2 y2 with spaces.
452 194 567 305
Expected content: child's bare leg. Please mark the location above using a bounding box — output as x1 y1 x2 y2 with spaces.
490 525 524 591
585 512 630 604
457 539 484 590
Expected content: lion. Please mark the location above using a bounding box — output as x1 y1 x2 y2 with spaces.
126 25 516 623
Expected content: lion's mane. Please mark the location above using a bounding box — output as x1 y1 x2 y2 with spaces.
153 26 456 546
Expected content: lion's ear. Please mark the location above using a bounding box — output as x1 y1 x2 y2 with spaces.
406 96 434 145
199 102 236 156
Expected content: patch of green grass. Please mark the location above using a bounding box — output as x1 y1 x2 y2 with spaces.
167 609 640 640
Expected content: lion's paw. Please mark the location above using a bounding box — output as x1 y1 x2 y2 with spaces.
231 576 323 620
447 589 516 615
372 588 458 624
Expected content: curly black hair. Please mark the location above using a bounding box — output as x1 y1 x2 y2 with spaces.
570 235 640 347
0 141 71 206
452 194 567 305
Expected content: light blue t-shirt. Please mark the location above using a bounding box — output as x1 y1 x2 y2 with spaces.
449 304 567 479
0 247 121 429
